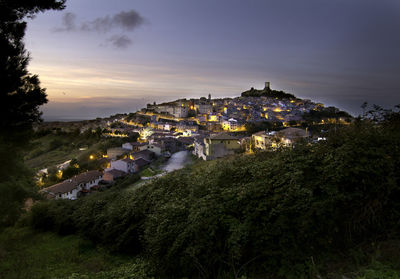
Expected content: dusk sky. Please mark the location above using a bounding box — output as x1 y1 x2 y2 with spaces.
25 0 400 121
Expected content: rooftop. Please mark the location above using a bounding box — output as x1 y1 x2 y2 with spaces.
134 158 150 168
105 169 126 176
42 170 102 195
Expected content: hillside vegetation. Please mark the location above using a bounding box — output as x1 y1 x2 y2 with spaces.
24 129 136 170
0 227 150 279
241 86 297 99
26 108 400 278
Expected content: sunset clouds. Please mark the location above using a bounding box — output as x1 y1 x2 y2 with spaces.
25 0 400 120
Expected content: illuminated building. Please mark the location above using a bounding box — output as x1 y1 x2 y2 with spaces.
40 170 103 200
251 127 309 151
194 134 241 160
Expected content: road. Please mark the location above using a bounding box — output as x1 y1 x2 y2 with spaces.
126 150 192 191
162 150 191 173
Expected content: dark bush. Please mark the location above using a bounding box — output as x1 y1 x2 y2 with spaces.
28 113 400 278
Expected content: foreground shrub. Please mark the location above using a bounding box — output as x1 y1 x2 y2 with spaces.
30 118 400 278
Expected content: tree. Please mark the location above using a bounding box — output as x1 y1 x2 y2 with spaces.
0 0 65 228
0 0 65 138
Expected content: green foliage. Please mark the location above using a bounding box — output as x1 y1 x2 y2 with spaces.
0 0 65 228
0 0 65 139
112 174 141 189
24 131 131 170
241 87 296 99
355 261 400 279
245 121 282 134
63 164 81 178
302 106 353 123
30 200 77 234
0 142 36 229
64 260 153 279
28 112 400 278
0 227 140 279
0 180 30 228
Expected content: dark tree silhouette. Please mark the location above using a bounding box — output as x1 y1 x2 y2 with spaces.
0 0 65 228
0 0 65 139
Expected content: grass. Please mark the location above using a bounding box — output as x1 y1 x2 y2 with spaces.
23 133 121 170
24 134 86 170
1 219 399 278
139 167 164 178
355 261 400 279
25 148 83 170
321 240 400 279
0 227 136 279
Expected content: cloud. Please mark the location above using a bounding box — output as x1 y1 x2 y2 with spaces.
111 10 145 31
107 35 132 49
54 12 77 31
54 10 145 49
56 10 144 33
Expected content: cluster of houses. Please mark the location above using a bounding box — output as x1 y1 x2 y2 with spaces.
40 131 196 200
193 127 310 160
122 83 327 135
250 127 309 150
40 126 312 200
40 83 336 200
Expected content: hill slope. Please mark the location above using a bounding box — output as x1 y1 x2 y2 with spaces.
29 113 400 278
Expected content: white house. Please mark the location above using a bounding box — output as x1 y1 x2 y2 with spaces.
145 143 162 156
41 170 103 200
110 158 137 173
122 142 136 150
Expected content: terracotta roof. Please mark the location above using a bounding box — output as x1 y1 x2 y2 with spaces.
42 170 102 195
105 169 126 177
73 170 103 184
133 149 154 158
133 158 150 168
42 180 76 195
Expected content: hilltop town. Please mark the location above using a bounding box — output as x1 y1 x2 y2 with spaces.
127 82 328 132
35 83 352 200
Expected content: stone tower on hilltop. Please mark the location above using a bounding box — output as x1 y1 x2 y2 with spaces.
264 82 270 90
